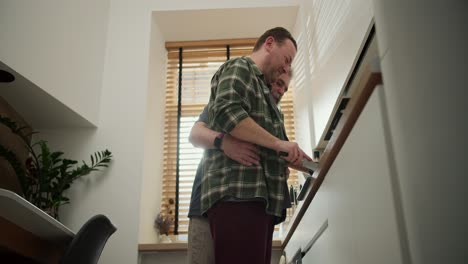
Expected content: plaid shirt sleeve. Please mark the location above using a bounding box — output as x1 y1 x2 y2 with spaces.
208 58 254 133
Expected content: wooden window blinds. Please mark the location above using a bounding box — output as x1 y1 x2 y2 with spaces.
161 39 299 235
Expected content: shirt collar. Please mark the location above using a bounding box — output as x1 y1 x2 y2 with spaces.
243 56 271 96
244 56 264 79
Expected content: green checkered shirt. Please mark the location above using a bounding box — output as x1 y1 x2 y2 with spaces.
201 57 289 220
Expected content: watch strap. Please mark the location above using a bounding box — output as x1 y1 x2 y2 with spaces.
214 132 225 149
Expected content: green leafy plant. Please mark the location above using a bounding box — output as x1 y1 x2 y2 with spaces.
0 115 112 219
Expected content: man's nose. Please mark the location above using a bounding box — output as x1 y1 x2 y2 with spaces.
280 66 287 74
283 64 291 74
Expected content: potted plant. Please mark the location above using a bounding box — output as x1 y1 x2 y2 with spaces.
154 198 174 243
0 115 112 219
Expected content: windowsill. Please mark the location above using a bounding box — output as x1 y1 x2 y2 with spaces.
138 239 283 253
138 242 188 252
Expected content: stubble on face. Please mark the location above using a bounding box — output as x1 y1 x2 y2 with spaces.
265 39 296 85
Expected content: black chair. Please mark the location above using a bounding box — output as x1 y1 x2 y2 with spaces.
60 214 117 264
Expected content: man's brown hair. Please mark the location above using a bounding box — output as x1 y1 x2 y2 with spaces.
253 27 297 51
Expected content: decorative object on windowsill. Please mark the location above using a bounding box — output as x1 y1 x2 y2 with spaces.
154 198 175 243
0 115 113 220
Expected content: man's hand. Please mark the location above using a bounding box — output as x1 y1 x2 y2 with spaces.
221 134 260 166
275 140 312 166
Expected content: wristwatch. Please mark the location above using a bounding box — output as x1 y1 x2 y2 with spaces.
214 132 225 150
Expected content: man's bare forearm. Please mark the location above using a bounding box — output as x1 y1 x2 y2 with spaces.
188 121 218 149
190 116 309 166
229 117 281 151
189 120 261 166
230 117 310 166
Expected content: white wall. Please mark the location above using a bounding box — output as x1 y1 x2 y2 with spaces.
372 1 468 263
0 0 110 125
30 0 153 263
292 0 373 147
138 16 167 244
291 5 315 156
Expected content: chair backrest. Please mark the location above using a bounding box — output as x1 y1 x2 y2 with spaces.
60 214 117 264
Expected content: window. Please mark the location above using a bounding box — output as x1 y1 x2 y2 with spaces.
161 39 299 235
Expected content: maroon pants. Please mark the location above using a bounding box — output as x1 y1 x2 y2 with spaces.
207 201 275 264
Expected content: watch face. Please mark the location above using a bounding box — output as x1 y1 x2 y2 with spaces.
214 133 225 149
214 136 222 149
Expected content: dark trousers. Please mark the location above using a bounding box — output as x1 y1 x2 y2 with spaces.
207 201 274 264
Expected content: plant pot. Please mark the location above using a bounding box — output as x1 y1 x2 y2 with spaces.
159 234 172 243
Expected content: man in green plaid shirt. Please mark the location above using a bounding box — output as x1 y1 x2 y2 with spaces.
201 27 311 264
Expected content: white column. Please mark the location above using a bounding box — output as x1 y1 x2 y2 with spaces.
372 1 468 263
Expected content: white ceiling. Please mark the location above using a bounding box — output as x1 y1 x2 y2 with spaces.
153 6 299 42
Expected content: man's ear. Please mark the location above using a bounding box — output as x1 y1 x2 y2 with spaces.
264 36 275 52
